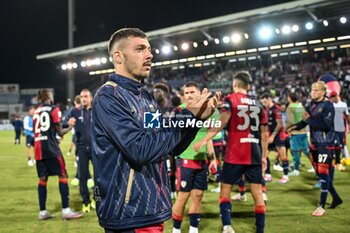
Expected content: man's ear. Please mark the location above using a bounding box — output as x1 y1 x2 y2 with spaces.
114 51 123 64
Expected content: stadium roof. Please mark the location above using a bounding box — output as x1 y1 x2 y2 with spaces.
37 0 348 61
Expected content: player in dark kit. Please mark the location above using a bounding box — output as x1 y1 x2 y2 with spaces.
34 89 83 220
287 81 343 216
193 71 268 233
260 93 289 183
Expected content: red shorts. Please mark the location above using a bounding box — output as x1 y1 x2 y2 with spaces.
105 223 164 233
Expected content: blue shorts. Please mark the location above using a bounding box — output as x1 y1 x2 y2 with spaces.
268 135 286 151
290 134 309 151
176 159 208 192
36 155 67 178
222 163 262 184
26 135 34 148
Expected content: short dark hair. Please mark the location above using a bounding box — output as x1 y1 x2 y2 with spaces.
153 83 169 94
108 28 147 56
260 92 271 99
80 88 92 97
288 92 298 102
183 81 200 90
233 71 251 89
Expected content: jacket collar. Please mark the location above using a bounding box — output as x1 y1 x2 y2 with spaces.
109 73 144 94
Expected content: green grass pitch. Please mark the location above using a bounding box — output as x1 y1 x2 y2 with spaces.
0 130 349 233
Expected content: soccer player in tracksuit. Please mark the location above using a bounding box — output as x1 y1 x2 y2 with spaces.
67 89 95 213
287 81 343 216
34 89 83 220
91 28 221 233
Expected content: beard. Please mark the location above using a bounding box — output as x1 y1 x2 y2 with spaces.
123 53 150 80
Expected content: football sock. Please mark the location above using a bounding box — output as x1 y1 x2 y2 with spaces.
220 198 231 226
282 160 289 176
266 157 271 174
59 178 69 209
335 148 341 164
319 173 329 208
255 205 266 233
173 213 183 229
328 166 341 201
38 180 47 211
189 213 200 228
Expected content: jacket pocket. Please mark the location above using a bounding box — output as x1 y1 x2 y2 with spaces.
124 168 134 204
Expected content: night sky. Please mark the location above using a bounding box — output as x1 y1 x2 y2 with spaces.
2 0 293 101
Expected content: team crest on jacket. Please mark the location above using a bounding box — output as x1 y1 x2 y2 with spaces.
149 104 156 112
130 106 136 114
181 181 187 188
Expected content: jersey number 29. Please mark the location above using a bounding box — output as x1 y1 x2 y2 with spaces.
33 112 51 133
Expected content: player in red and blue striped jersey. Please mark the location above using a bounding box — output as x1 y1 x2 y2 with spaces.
260 93 290 183
34 89 83 220
193 71 268 233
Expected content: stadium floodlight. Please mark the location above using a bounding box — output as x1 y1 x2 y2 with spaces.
80 61 86 67
305 22 313 30
101 57 107 64
155 49 160 54
86 60 92 66
94 58 101 65
282 25 291 34
258 27 273 40
323 20 329 27
61 64 67 70
292 25 299 32
181 43 189 50
214 38 220 44
67 63 73 70
231 33 241 43
203 40 209 46
109 57 112 62
340 16 347 24
161 46 171 55
193 42 198 48
173 45 178 51
244 33 249 39
275 28 280 34
72 63 78 69
223 36 230 43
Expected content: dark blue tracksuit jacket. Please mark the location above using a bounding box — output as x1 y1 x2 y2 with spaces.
92 74 200 230
294 99 335 148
